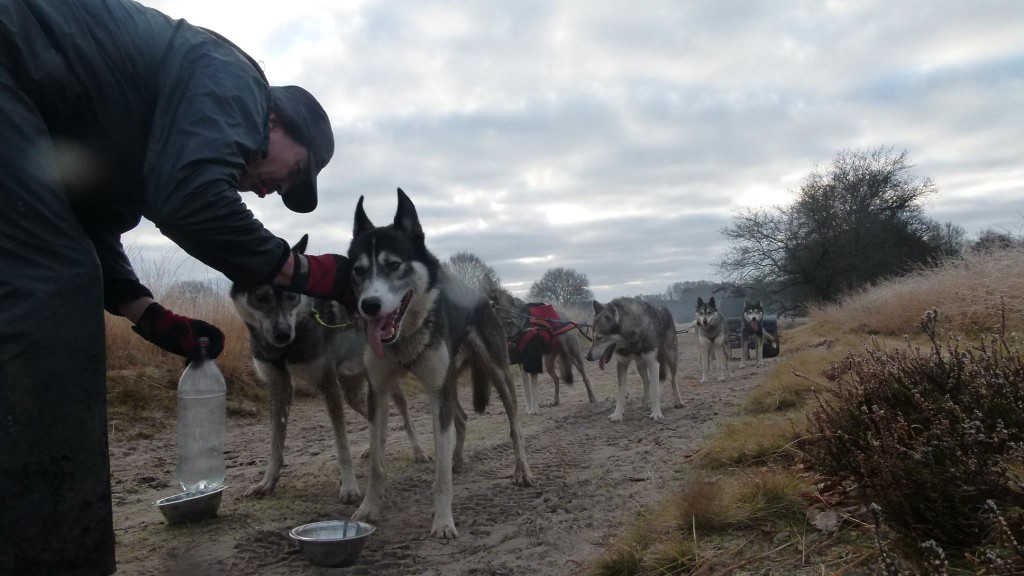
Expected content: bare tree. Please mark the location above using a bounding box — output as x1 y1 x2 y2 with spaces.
717 147 945 309
443 251 499 291
528 267 594 306
971 227 1021 252
927 221 968 257
168 279 219 301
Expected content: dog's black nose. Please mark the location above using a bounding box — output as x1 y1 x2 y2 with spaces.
273 330 291 345
360 297 381 317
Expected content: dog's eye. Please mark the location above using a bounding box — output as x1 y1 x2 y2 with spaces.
254 289 272 304
286 292 300 304
352 265 366 277
385 261 402 273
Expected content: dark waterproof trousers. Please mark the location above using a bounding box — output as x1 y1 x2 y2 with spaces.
0 67 116 575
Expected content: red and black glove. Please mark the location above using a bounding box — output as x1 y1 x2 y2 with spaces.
289 252 357 313
132 303 225 360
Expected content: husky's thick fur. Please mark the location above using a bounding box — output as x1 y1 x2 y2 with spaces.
347 189 533 539
480 275 597 414
585 297 681 421
231 235 427 504
695 296 731 382
740 299 775 368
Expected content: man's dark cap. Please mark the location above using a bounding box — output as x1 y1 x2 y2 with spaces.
269 86 334 213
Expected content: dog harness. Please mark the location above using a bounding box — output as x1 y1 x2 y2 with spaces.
509 304 579 373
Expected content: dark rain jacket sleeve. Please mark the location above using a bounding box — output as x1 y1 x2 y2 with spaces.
78 210 155 314
141 32 290 287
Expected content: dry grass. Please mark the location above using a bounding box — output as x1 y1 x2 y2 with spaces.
105 281 264 422
810 247 1024 337
592 469 808 576
699 414 808 469
591 246 1024 575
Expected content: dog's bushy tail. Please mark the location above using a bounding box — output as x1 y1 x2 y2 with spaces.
471 362 490 414
560 356 574 384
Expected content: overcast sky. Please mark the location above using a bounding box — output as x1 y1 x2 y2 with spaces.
134 0 1024 300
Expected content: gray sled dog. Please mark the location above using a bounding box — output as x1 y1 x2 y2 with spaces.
740 299 775 368
231 235 428 504
585 297 681 421
480 275 597 414
347 189 534 539
695 296 731 382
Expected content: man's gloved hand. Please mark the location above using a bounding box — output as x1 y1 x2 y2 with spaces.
289 252 357 313
132 303 225 360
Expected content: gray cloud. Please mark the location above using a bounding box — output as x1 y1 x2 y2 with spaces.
140 0 1024 301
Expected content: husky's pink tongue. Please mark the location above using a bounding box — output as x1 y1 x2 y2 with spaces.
367 317 387 358
751 319 760 330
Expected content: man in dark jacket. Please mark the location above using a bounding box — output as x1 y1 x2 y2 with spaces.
0 1 354 574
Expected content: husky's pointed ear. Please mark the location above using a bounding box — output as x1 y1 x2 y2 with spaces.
709 296 717 309
292 234 309 254
592 300 604 314
696 296 705 308
394 188 424 242
755 299 761 308
353 196 375 237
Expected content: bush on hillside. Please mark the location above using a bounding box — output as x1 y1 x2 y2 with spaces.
807 308 1024 549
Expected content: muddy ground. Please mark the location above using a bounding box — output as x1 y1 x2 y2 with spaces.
109 333 770 575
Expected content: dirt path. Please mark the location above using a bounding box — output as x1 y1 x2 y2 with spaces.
109 334 769 575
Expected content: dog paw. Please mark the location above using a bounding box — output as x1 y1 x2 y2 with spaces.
452 454 464 474
430 521 458 539
649 411 665 421
412 448 433 464
587 395 598 404
339 485 362 505
244 482 274 498
608 412 624 422
513 468 536 487
352 504 378 523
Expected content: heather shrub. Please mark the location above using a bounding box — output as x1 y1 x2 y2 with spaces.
807 308 1024 548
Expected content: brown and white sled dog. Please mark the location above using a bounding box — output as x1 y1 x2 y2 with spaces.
585 297 681 421
347 189 534 539
695 296 731 382
230 235 428 504
740 299 775 368
480 275 598 414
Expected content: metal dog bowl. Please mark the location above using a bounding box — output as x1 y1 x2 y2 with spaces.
154 485 225 525
288 520 376 568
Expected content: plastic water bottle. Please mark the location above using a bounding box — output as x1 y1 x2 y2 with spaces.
176 337 226 493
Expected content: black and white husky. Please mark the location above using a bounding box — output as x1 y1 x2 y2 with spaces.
347 189 534 539
740 299 775 368
230 235 427 504
585 297 681 421
695 296 731 382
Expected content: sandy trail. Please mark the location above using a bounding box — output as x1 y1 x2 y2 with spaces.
109 332 768 575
